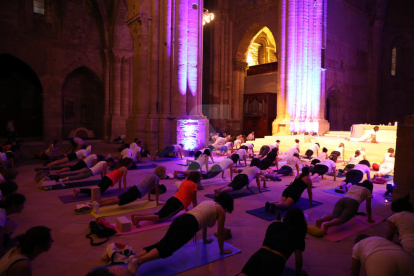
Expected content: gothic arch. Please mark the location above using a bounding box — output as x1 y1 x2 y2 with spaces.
235 24 276 63
61 66 104 139
0 54 43 137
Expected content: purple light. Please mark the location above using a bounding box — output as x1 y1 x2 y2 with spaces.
177 119 200 150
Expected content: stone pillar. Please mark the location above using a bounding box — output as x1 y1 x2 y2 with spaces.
109 51 123 139
172 0 188 118
126 13 152 142
186 0 198 116
120 56 131 118
103 49 111 141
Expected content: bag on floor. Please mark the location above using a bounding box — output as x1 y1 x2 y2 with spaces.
372 163 380 171
86 218 117 246
150 184 167 194
102 242 135 265
34 171 49 183
373 177 387 184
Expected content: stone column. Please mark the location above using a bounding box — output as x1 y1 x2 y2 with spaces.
103 49 111 141
109 51 122 139
126 13 152 142
172 0 188 118
186 0 198 117
121 55 131 117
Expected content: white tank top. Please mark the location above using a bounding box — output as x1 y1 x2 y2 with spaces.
90 161 106 176
187 201 217 230
0 248 29 276
45 144 58 156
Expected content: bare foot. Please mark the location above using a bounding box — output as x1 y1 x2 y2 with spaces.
315 219 323 229
73 188 80 198
128 257 140 275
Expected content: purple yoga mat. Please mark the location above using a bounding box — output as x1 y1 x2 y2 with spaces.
58 188 125 204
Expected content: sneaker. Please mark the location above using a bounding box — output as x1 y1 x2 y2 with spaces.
74 206 92 215
59 179 65 187
92 202 100 214
265 202 271 212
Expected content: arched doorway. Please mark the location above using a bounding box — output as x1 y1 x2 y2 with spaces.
0 54 43 138
62 67 104 139
325 90 342 131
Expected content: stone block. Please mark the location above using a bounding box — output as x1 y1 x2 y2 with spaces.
91 187 101 202
116 216 131 232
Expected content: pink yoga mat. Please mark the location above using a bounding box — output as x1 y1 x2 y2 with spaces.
323 214 385 242
110 211 185 235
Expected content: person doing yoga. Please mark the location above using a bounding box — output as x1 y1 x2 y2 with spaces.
265 167 313 212
34 140 59 161
386 194 414 257
257 144 276 159
351 234 414 276
54 154 103 175
291 139 300 150
154 144 184 161
309 154 337 181
304 143 320 159
310 147 328 166
374 153 395 178
91 166 166 214
259 148 279 171
131 171 200 227
214 158 263 196
65 137 84 153
338 160 371 191
202 158 234 180
217 141 234 155
47 146 91 169
73 158 133 197
349 126 379 143
127 194 234 275
193 148 214 163
272 153 300 177
239 207 307 276
59 158 115 184
340 150 363 174
229 148 248 166
174 154 209 178
315 181 374 235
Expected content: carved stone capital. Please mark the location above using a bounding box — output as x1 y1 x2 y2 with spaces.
126 13 152 39
234 61 249 72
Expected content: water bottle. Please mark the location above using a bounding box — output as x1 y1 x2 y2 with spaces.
276 210 282 222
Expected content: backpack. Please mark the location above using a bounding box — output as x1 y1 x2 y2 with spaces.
86 218 117 246
102 243 135 265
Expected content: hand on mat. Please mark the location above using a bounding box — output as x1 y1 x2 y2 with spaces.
220 249 233 254
203 238 213 243
367 219 375 223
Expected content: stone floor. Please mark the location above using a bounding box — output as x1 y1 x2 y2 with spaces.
9 142 392 276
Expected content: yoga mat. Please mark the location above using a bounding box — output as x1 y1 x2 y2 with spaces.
323 188 345 197
129 164 158 170
201 178 229 186
58 188 125 204
323 214 385 242
110 211 185 235
246 198 323 221
178 164 188 166
90 200 159 218
35 166 66 171
94 236 241 276
204 187 270 200
155 158 183 162
326 172 345 178
51 179 102 190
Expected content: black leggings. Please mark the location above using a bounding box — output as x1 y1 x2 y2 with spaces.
155 196 184 220
202 164 222 179
144 213 199 258
241 248 286 276
305 149 314 159
70 160 87 171
260 158 273 170
311 159 321 166
258 146 270 157
344 170 364 185
228 174 249 191
275 165 292 175
79 176 113 196
312 164 329 176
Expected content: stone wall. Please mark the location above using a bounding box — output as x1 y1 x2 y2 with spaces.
0 0 133 142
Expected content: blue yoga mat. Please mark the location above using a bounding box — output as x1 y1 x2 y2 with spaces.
246 198 323 221
52 179 102 190
35 166 66 171
129 164 158 170
324 188 346 197
327 172 345 178
94 236 241 276
155 158 183 162
58 188 125 203
204 187 270 199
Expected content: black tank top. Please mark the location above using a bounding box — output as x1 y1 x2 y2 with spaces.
290 177 308 194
